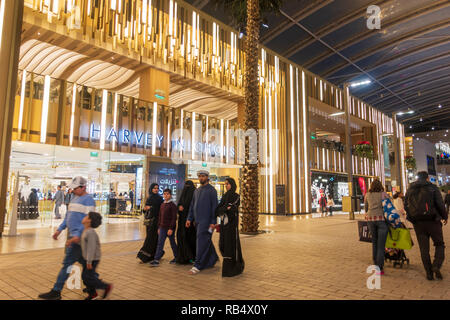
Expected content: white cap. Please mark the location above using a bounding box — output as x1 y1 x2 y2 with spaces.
68 176 87 189
197 169 210 176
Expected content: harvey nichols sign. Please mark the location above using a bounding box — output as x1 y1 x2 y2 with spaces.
90 123 235 157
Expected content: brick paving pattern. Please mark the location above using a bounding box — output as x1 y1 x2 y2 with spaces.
0 214 448 300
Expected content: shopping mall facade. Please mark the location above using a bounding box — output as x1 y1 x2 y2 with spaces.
0 0 408 236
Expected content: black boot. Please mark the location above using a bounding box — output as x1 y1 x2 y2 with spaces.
38 290 61 300
426 270 434 281
433 268 443 280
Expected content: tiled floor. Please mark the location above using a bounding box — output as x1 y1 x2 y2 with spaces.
0 213 448 300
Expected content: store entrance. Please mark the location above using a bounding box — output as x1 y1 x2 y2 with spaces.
5 141 145 231
187 162 241 200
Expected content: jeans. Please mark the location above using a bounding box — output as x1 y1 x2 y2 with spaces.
81 259 108 295
368 221 388 270
328 206 333 216
54 203 62 219
413 221 445 272
154 227 177 261
53 243 83 292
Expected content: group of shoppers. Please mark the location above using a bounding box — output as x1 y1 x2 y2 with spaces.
365 171 448 280
137 170 244 277
319 193 335 217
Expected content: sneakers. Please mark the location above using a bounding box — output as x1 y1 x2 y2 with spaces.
85 292 98 300
169 259 177 265
38 290 61 300
103 284 113 299
149 260 160 267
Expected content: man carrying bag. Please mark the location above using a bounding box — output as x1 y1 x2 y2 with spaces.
405 171 448 281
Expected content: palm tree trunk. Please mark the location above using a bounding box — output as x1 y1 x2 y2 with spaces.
241 0 260 234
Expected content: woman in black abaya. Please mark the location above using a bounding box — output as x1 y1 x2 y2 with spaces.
176 180 197 264
216 178 244 277
137 183 164 263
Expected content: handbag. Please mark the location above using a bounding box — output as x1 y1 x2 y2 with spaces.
385 227 413 250
143 208 153 226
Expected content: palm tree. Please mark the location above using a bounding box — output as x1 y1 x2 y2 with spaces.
213 0 283 233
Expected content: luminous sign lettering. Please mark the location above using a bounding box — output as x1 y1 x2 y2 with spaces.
90 123 235 158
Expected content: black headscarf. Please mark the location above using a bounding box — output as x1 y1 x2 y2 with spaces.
178 180 196 212
146 183 163 217
221 178 239 206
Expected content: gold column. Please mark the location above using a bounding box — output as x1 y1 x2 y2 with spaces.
0 0 24 236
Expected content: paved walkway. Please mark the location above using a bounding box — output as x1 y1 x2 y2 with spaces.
0 214 448 300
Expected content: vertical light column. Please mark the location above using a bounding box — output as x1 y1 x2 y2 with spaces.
220 119 224 163
112 93 118 151
191 111 196 159
320 79 323 101
69 83 77 146
167 120 171 157
40 75 51 144
226 120 230 164
180 109 184 158
17 69 27 139
152 102 157 155
268 88 274 213
0 0 5 46
264 93 269 213
399 124 407 191
289 65 297 213
100 89 108 150
326 149 330 171
205 116 209 162
301 71 309 212
295 68 302 212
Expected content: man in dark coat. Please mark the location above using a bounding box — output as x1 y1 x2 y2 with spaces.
405 171 448 281
186 170 218 274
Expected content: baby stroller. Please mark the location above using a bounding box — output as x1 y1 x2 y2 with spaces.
382 198 413 268
384 222 410 268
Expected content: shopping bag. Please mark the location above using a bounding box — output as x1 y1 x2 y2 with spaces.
385 227 413 250
59 204 67 217
358 220 372 243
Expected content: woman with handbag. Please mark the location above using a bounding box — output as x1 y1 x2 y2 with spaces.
364 179 389 275
176 180 197 264
215 178 244 277
137 183 164 263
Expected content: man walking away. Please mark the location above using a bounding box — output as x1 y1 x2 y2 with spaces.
405 171 448 281
186 170 219 275
38 176 96 300
54 185 65 219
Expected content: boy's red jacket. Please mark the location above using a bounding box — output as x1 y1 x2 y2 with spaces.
158 200 178 230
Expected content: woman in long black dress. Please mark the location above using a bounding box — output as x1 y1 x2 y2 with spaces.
176 180 197 264
137 183 164 263
216 178 244 277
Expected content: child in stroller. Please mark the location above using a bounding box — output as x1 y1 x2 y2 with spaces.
384 204 411 268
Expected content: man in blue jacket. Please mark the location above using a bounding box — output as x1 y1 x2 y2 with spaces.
38 176 96 300
186 170 219 275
